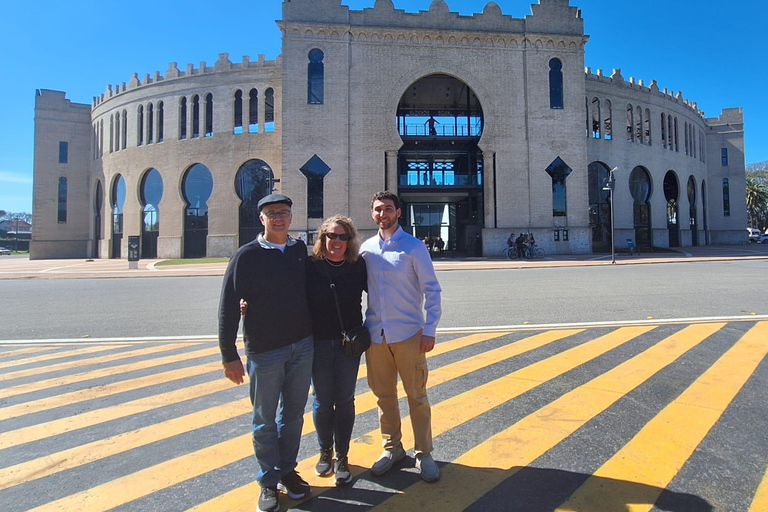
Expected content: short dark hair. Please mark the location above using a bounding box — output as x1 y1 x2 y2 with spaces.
370 191 400 210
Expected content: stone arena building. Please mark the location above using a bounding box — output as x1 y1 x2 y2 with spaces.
31 0 747 259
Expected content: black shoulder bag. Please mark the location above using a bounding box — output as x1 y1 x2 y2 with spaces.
323 262 371 357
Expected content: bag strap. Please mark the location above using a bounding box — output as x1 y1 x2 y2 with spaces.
320 260 348 338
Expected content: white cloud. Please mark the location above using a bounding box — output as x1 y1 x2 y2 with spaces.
0 171 33 184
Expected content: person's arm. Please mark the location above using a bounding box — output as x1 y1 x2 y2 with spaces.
411 242 441 352
218 253 246 384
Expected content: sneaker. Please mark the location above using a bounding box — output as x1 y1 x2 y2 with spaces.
334 456 353 486
257 486 279 512
415 453 441 483
315 448 334 477
370 445 406 476
277 470 310 499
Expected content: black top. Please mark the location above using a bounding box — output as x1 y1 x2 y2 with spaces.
306 257 368 341
218 237 313 362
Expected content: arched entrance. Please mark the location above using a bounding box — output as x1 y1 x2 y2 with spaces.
396 74 484 255
629 167 653 249
111 175 125 258
588 161 611 252
687 176 698 246
663 170 680 247
140 168 163 258
182 164 213 258
235 159 274 246
93 181 103 258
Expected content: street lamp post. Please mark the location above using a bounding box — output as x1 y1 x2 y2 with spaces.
602 167 620 264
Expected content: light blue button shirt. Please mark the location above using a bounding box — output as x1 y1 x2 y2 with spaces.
360 226 442 344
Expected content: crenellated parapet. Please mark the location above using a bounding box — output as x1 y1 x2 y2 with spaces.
281 0 584 39
585 66 705 119
92 53 281 108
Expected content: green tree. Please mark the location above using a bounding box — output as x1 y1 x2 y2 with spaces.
746 175 768 229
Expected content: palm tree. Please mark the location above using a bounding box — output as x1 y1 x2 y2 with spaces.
746 176 768 229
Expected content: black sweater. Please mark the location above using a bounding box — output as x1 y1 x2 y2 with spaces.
306 257 367 341
218 237 313 362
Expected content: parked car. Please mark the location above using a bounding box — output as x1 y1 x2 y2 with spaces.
758 233 768 244
0 247 11 255
748 228 761 242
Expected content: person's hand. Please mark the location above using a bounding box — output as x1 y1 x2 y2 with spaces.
239 299 248 316
223 359 245 384
420 335 435 353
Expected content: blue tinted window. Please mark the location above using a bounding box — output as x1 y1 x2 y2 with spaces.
549 59 563 109
57 177 67 222
59 141 68 163
545 157 572 216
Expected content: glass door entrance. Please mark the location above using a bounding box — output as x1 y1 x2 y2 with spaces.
408 204 453 254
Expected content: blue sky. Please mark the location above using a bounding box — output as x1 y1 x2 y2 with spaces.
1 0 765 214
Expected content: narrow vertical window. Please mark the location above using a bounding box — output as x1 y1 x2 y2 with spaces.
57 177 67 223
661 113 667 148
192 95 200 138
59 141 68 163
99 120 104 157
644 108 651 145
157 101 164 142
692 126 696 158
545 157 573 217
585 97 590 137
205 93 214 136
265 88 275 132
308 49 325 104
115 112 121 151
549 59 563 109
109 115 114 153
249 89 258 132
635 106 643 143
591 97 601 139
122 109 128 149
234 90 243 134
721 148 728 166
603 99 612 140
684 121 689 155
667 115 673 150
674 118 679 152
147 103 154 144
299 155 331 218
722 178 730 217
626 104 634 142
137 105 144 146
180 97 187 140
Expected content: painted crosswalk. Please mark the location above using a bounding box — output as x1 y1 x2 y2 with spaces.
0 321 766 511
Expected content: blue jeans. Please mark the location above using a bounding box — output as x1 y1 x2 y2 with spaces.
246 335 313 487
312 338 362 457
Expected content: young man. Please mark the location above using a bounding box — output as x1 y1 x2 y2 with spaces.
360 191 443 482
218 194 313 512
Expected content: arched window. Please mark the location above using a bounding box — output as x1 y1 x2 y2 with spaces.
157 101 164 142
235 159 274 245
722 178 730 217
603 99 612 140
591 97 601 139
140 168 163 258
109 114 114 153
545 157 572 217
182 164 213 257
265 88 275 132
667 115 673 150
57 177 67 223
111 174 126 258
308 49 325 104
626 104 634 142
644 108 651 145
249 88 258 132
549 59 563 109
205 93 213 137
629 167 653 248
147 103 154 144
688 175 698 246
585 97 590 137
661 113 666 148
137 105 144 146
684 121 689 155
115 112 121 151
192 94 200 138
122 109 128 149
234 90 243 134
674 117 679 152
588 162 611 251
179 97 187 140
692 126 696 158
635 106 643 143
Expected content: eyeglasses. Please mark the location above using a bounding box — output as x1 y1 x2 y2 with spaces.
262 210 291 220
325 233 351 241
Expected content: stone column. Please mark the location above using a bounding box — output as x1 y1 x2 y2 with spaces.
482 150 496 229
385 150 399 193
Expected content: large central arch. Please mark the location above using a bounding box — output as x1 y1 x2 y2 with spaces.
395 73 484 255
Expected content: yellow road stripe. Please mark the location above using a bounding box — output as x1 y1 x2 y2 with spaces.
188 327 644 512
0 378 234 450
0 344 128 369
0 346 51 359
0 361 222 421
0 342 203 382
368 322 726 512
0 345 220 400
749 463 768 512
28 330 569 512
0 398 253 490
557 321 768 512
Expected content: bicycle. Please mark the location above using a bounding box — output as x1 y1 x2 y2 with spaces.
501 245 519 259
528 245 546 259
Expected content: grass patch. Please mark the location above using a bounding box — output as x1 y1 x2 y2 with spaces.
155 257 229 266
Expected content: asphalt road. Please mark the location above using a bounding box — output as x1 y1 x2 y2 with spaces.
1 259 766 340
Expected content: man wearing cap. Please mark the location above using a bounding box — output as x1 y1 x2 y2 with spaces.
218 194 313 512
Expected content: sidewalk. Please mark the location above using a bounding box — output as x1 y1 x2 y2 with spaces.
1 244 766 280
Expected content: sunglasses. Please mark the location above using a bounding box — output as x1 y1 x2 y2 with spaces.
326 233 351 241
